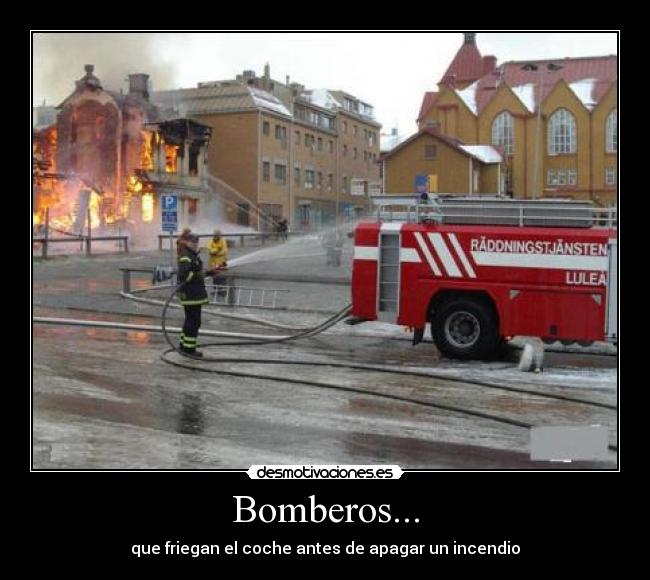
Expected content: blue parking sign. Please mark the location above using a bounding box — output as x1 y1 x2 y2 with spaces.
161 194 178 232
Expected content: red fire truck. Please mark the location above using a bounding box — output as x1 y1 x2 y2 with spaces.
351 197 617 360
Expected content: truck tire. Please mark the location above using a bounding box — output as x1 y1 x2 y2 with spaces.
431 298 499 360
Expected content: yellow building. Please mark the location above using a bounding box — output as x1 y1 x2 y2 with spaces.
413 33 618 206
382 128 504 195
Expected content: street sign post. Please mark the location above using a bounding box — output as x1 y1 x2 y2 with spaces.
161 194 178 267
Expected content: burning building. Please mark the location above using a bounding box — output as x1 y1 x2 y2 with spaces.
33 65 212 240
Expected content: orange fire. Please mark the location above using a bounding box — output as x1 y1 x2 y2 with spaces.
141 130 154 171
165 143 178 173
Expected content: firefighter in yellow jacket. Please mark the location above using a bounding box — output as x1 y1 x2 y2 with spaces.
208 229 228 268
208 229 228 295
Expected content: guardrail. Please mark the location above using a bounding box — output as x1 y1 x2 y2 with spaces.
157 231 295 250
33 235 129 258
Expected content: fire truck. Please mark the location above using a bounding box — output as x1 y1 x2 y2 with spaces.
351 196 618 360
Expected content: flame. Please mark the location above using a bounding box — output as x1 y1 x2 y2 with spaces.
127 175 143 193
141 130 154 171
142 192 154 222
165 143 178 173
89 190 101 229
33 114 165 235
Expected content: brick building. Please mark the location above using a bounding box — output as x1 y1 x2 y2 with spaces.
154 65 381 231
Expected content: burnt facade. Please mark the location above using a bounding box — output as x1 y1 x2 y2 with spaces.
33 65 212 234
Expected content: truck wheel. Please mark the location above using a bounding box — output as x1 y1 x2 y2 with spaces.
431 298 499 360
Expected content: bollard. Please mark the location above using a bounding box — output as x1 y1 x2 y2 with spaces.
122 269 131 294
86 208 92 256
43 207 49 259
240 235 245 247
123 237 129 253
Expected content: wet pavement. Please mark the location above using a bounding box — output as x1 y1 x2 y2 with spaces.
32 238 618 470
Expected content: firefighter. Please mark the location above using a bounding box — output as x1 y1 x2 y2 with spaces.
208 229 229 296
177 230 215 357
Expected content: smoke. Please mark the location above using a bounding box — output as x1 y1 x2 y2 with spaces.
33 32 181 106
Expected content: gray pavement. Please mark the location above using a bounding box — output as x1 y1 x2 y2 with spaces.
32 236 618 470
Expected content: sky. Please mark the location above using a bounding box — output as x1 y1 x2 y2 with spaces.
32 31 618 137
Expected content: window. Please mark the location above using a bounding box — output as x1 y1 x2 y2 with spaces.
317 171 322 188
343 176 348 193
237 203 250 227
606 109 617 153
424 144 437 160
304 134 310 147
568 169 577 185
353 147 358 159
343 144 348 156
557 169 567 185
274 164 286 185
305 170 315 189
317 137 323 152
294 167 301 186
491 111 514 155
548 109 577 154
606 167 616 185
353 125 358 137
262 121 270 136
547 170 557 186
343 121 348 133
295 130 300 145
188 144 199 176
262 161 270 182
364 151 368 162
328 140 334 153
328 173 333 190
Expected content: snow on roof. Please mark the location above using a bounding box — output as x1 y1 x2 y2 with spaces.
455 81 479 115
459 145 502 164
568 78 598 110
511 83 535 113
248 87 292 116
304 89 341 111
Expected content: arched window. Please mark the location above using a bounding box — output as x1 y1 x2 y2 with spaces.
606 109 617 153
491 111 514 155
548 109 577 154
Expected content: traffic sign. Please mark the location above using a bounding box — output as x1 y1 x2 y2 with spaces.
161 194 178 232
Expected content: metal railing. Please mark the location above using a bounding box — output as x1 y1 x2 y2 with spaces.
371 196 617 229
157 231 295 250
33 233 129 258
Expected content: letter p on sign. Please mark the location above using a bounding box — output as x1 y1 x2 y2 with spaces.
163 195 177 211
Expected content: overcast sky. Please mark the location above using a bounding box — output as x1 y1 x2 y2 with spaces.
33 31 618 136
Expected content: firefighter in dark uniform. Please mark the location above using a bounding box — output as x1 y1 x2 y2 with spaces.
177 231 215 357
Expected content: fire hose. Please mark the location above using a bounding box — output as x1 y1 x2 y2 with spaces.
34 287 618 451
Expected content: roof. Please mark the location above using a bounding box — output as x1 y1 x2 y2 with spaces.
440 37 485 86
153 84 292 117
417 91 439 122
301 89 342 111
469 55 617 115
382 127 502 164
459 145 502 164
